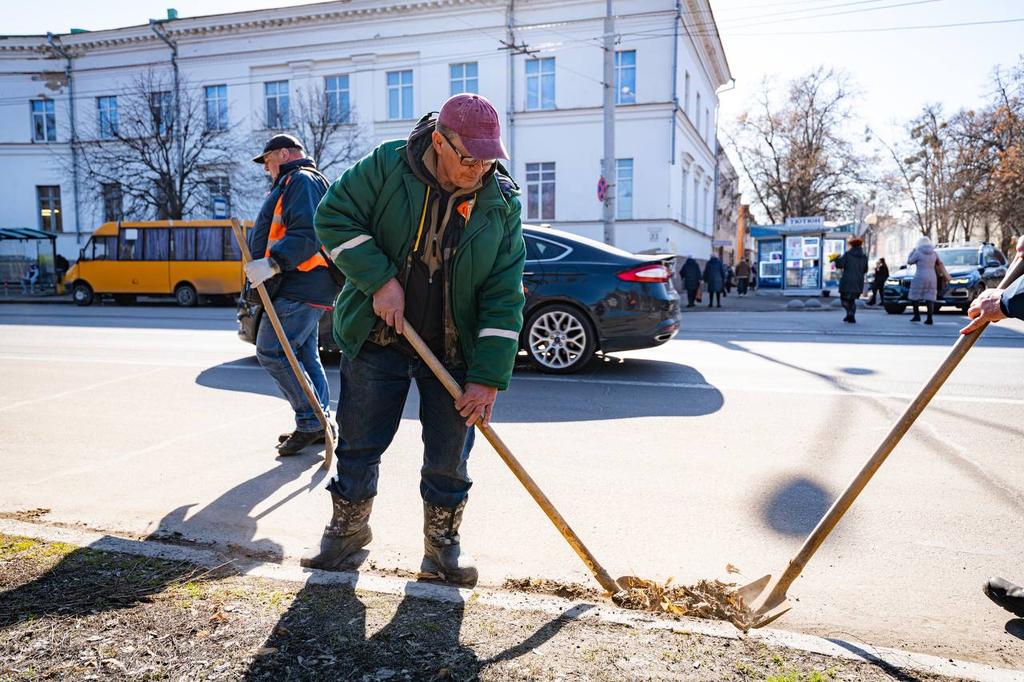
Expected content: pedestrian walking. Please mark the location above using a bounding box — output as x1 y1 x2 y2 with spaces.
703 255 726 308
867 258 889 305
306 93 526 586
245 133 341 456
962 237 1024 617
834 237 869 323
724 263 735 296
735 258 751 296
680 256 701 307
907 236 939 325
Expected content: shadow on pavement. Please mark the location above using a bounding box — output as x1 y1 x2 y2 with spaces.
0 459 323 630
759 476 833 537
197 354 725 423
825 638 926 682
243 580 592 680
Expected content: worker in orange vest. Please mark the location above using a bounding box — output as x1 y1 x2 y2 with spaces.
246 134 340 455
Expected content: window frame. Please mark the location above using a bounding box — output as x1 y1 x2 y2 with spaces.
525 57 556 111
30 99 56 143
204 84 228 131
523 234 572 263
36 185 62 232
614 50 636 105
449 62 479 96
324 74 352 124
264 80 290 130
386 70 414 121
525 161 556 221
97 95 119 139
615 158 634 220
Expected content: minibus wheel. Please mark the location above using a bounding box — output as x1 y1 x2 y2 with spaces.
175 283 198 307
72 282 94 306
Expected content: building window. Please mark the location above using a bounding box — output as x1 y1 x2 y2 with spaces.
705 107 710 144
207 177 231 218
265 80 290 129
695 93 701 134
526 58 555 111
31 99 56 142
150 91 172 136
525 162 555 220
97 96 118 138
615 50 636 105
680 166 689 224
692 176 700 229
450 62 479 96
616 159 633 219
36 186 62 232
683 71 690 118
205 85 228 131
386 70 414 121
704 185 712 233
325 75 351 124
101 183 123 222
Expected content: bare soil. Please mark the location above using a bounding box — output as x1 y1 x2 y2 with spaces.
0 534 964 681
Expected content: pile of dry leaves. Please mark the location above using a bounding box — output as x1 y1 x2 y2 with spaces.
612 575 754 631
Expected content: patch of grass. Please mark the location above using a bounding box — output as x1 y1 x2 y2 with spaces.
765 669 838 682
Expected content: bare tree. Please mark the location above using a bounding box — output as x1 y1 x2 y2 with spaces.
725 67 869 224
252 81 369 178
73 70 244 221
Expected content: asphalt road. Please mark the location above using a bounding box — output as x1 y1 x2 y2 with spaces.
1 301 1023 669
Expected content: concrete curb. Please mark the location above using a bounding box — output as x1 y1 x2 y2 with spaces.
1 519 1020 682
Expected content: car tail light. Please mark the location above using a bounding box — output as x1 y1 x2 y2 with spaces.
617 263 671 283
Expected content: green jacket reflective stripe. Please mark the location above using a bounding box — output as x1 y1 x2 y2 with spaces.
314 139 526 390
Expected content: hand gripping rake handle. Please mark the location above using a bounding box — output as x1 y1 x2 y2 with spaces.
400 319 622 595
230 218 335 471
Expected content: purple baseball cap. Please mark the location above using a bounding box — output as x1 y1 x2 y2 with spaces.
438 93 509 161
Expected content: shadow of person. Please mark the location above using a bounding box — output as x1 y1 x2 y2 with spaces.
0 460 322 630
243 580 594 680
759 475 834 537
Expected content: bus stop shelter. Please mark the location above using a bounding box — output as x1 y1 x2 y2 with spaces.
0 227 59 294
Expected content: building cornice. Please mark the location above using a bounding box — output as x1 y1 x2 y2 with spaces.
682 0 731 89
0 0 503 55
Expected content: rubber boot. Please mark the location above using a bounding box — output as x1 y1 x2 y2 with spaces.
421 499 478 586
910 302 921 322
300 493 373 570
984 577 1024 618
925 301 934 325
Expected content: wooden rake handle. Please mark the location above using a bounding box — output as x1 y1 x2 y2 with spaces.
399 319 622 595
764 243 1024 608
229 218 335 471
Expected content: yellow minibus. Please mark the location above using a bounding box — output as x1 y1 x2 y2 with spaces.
65 220 251 306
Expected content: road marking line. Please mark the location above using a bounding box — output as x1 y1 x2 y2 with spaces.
0 366 167 413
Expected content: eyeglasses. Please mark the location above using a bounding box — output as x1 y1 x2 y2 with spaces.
440 133 495 168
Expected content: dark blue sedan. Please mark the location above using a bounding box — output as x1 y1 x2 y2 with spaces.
238 225 681 374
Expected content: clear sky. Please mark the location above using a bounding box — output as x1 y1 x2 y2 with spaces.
5 0 1022 142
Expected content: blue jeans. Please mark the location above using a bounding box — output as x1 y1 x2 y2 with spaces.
256 297 330 432
327 342 474 509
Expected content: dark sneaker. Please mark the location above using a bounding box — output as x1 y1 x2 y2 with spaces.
278 428 326 456
984 577 1024 618
279 430 327 445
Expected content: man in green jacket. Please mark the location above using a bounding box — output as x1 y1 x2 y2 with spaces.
304 94 526 585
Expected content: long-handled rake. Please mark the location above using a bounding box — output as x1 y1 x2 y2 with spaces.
229 218 335 471
399 318 623 595
738 237 1024 628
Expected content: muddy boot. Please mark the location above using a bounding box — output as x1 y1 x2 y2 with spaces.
984 577 1024 618
421 499 478 586
300 493 373 570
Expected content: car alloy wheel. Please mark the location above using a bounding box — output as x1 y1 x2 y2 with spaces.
525 304 595 374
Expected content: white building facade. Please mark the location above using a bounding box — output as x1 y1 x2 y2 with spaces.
0 0 731 259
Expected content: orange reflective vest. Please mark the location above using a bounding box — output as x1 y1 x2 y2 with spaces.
266 173 329 272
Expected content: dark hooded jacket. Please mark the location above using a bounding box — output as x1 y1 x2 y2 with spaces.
703 256 726 293
836 245 869 296
248 157 337 305
680 258 701 290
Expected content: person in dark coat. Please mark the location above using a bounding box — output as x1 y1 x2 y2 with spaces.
724 263 735 295
867 258 889 305
834 237 868 323
702 255 726 308
679 256 701 307
968 236 1023 618
735 258 752 295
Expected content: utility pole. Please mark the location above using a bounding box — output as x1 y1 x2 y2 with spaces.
736 203 748 263
150 19 182 218
601 0 616 246
47 33 82 244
